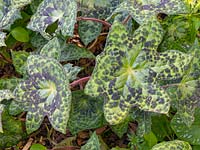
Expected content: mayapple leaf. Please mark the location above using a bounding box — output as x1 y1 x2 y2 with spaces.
0 78 23 91
67 90 104 135
85 17 192 125
0 90 14 102
151 140 192 150
0 109 25 148
111 0 188 25
81 132 101 150
60 44 95 61
13 55 71 134
63 64 82 81
27 0 77 39
0 32 6 47
10 0 32 9
40 37 61 60
11 50 29 75
78 21 102 46
171 104 200 145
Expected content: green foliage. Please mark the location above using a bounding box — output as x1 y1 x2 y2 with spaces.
0 0 199 149
151 140 192 150
30 143 47 150
68 90 104 135
13 55 71 134
81 132 101 150
11 26 29 42
27 0 77 38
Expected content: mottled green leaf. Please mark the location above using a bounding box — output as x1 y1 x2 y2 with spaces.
111 0 188 24
40 37 61 60
81 132 101 150
0 32 6 47
78 21 102 46
151 140 192 150
11 0 32 9
11 27 29 42
68 90 104 135
0 105 4 133
0 109 25 148
171 108 200 145
30 33 48 50
0 90 14 102
63 64 82 81
11 50 29 75
0 78 23 91
30 0 43 13
85 17 191 125
60 44 95 61
27 0 77 38
13 55 71 134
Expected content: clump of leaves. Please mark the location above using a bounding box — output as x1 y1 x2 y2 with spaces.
0 0 199 149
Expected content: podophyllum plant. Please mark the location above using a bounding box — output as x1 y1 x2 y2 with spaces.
0 0 200 149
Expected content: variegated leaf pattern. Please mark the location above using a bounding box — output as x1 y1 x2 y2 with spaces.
11 0 32 8
0 32 6 47
27 0 77 39
85 17 192 125
0 90 14 133
68 90 104 135
13 55 71 134
63 64 82 81
40 37 61 60
81 132 101 150
111 0 188 24
151 140 192 150
171 108 200 145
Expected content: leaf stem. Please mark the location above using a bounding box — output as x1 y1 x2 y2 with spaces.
70 76 91 88
122 15 132 25
77 17 112 27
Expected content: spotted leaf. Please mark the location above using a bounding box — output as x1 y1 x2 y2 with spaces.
13 55 71 134
63 64 82 81
40 37 61 60
171 108 200 145
81 132 101 150
68 90 104 135
27 0 77 39
85 17 192 125
111 0 188 24
10 0 32 8
151 140 192 150
0 90 14 102
0 32 6 47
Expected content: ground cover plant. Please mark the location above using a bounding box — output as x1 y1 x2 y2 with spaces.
0 0 200 149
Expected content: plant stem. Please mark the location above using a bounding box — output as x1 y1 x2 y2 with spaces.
77 17 112 27
70 76 91 88
122 15 132 25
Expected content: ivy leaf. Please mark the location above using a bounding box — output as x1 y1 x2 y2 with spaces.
81 132 101 150
60 44 95 61
63 64 82 81
67 90 104 135
40 37 61 60
13 55 71 134
111 0 188 24
85 17 191 125
151 140 192 150
11 50 29 75
27 0 77 39
171 107 200 145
